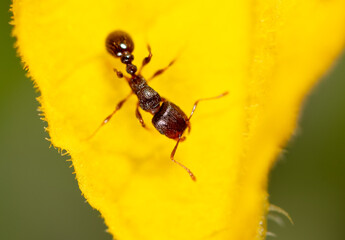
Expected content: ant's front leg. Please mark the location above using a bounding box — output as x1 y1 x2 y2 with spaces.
135 102 147 129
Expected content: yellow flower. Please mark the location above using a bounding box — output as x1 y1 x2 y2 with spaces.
12 0 345 239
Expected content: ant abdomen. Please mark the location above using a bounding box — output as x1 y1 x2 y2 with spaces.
106 30 134 57
152 101 189 140
106 30 137 74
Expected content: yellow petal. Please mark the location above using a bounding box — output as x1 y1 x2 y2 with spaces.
12 0 345 239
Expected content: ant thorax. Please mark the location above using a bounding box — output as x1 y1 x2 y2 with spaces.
136 86 161 114
128 75 146 93
128 74 161 114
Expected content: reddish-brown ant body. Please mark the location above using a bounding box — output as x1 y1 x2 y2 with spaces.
90 30 228 181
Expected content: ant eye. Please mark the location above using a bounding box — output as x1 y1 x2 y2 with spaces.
106 30 134 57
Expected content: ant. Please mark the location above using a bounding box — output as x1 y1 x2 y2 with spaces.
89 30 228 181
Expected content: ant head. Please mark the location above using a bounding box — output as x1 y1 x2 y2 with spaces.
106 30 134 58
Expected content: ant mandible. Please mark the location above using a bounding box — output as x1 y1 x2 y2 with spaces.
89 30 228 181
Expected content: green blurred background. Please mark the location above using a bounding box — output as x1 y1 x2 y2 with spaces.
1 1 344 239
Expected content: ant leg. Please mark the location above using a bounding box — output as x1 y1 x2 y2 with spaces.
86 92 133 140
170 135 196 181
147 59 176 82
188 91 229 121
135 102 147 129
138 45 152 74
114 68 130 82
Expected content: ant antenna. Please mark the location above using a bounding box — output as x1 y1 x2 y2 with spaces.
170 135 196 181
189 92 229 121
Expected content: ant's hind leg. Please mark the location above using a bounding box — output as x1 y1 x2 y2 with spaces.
170 135 196 181
138 45 152 74
86 92 133 140
113 68 130 82
135 102 147 129
147 59 176 82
